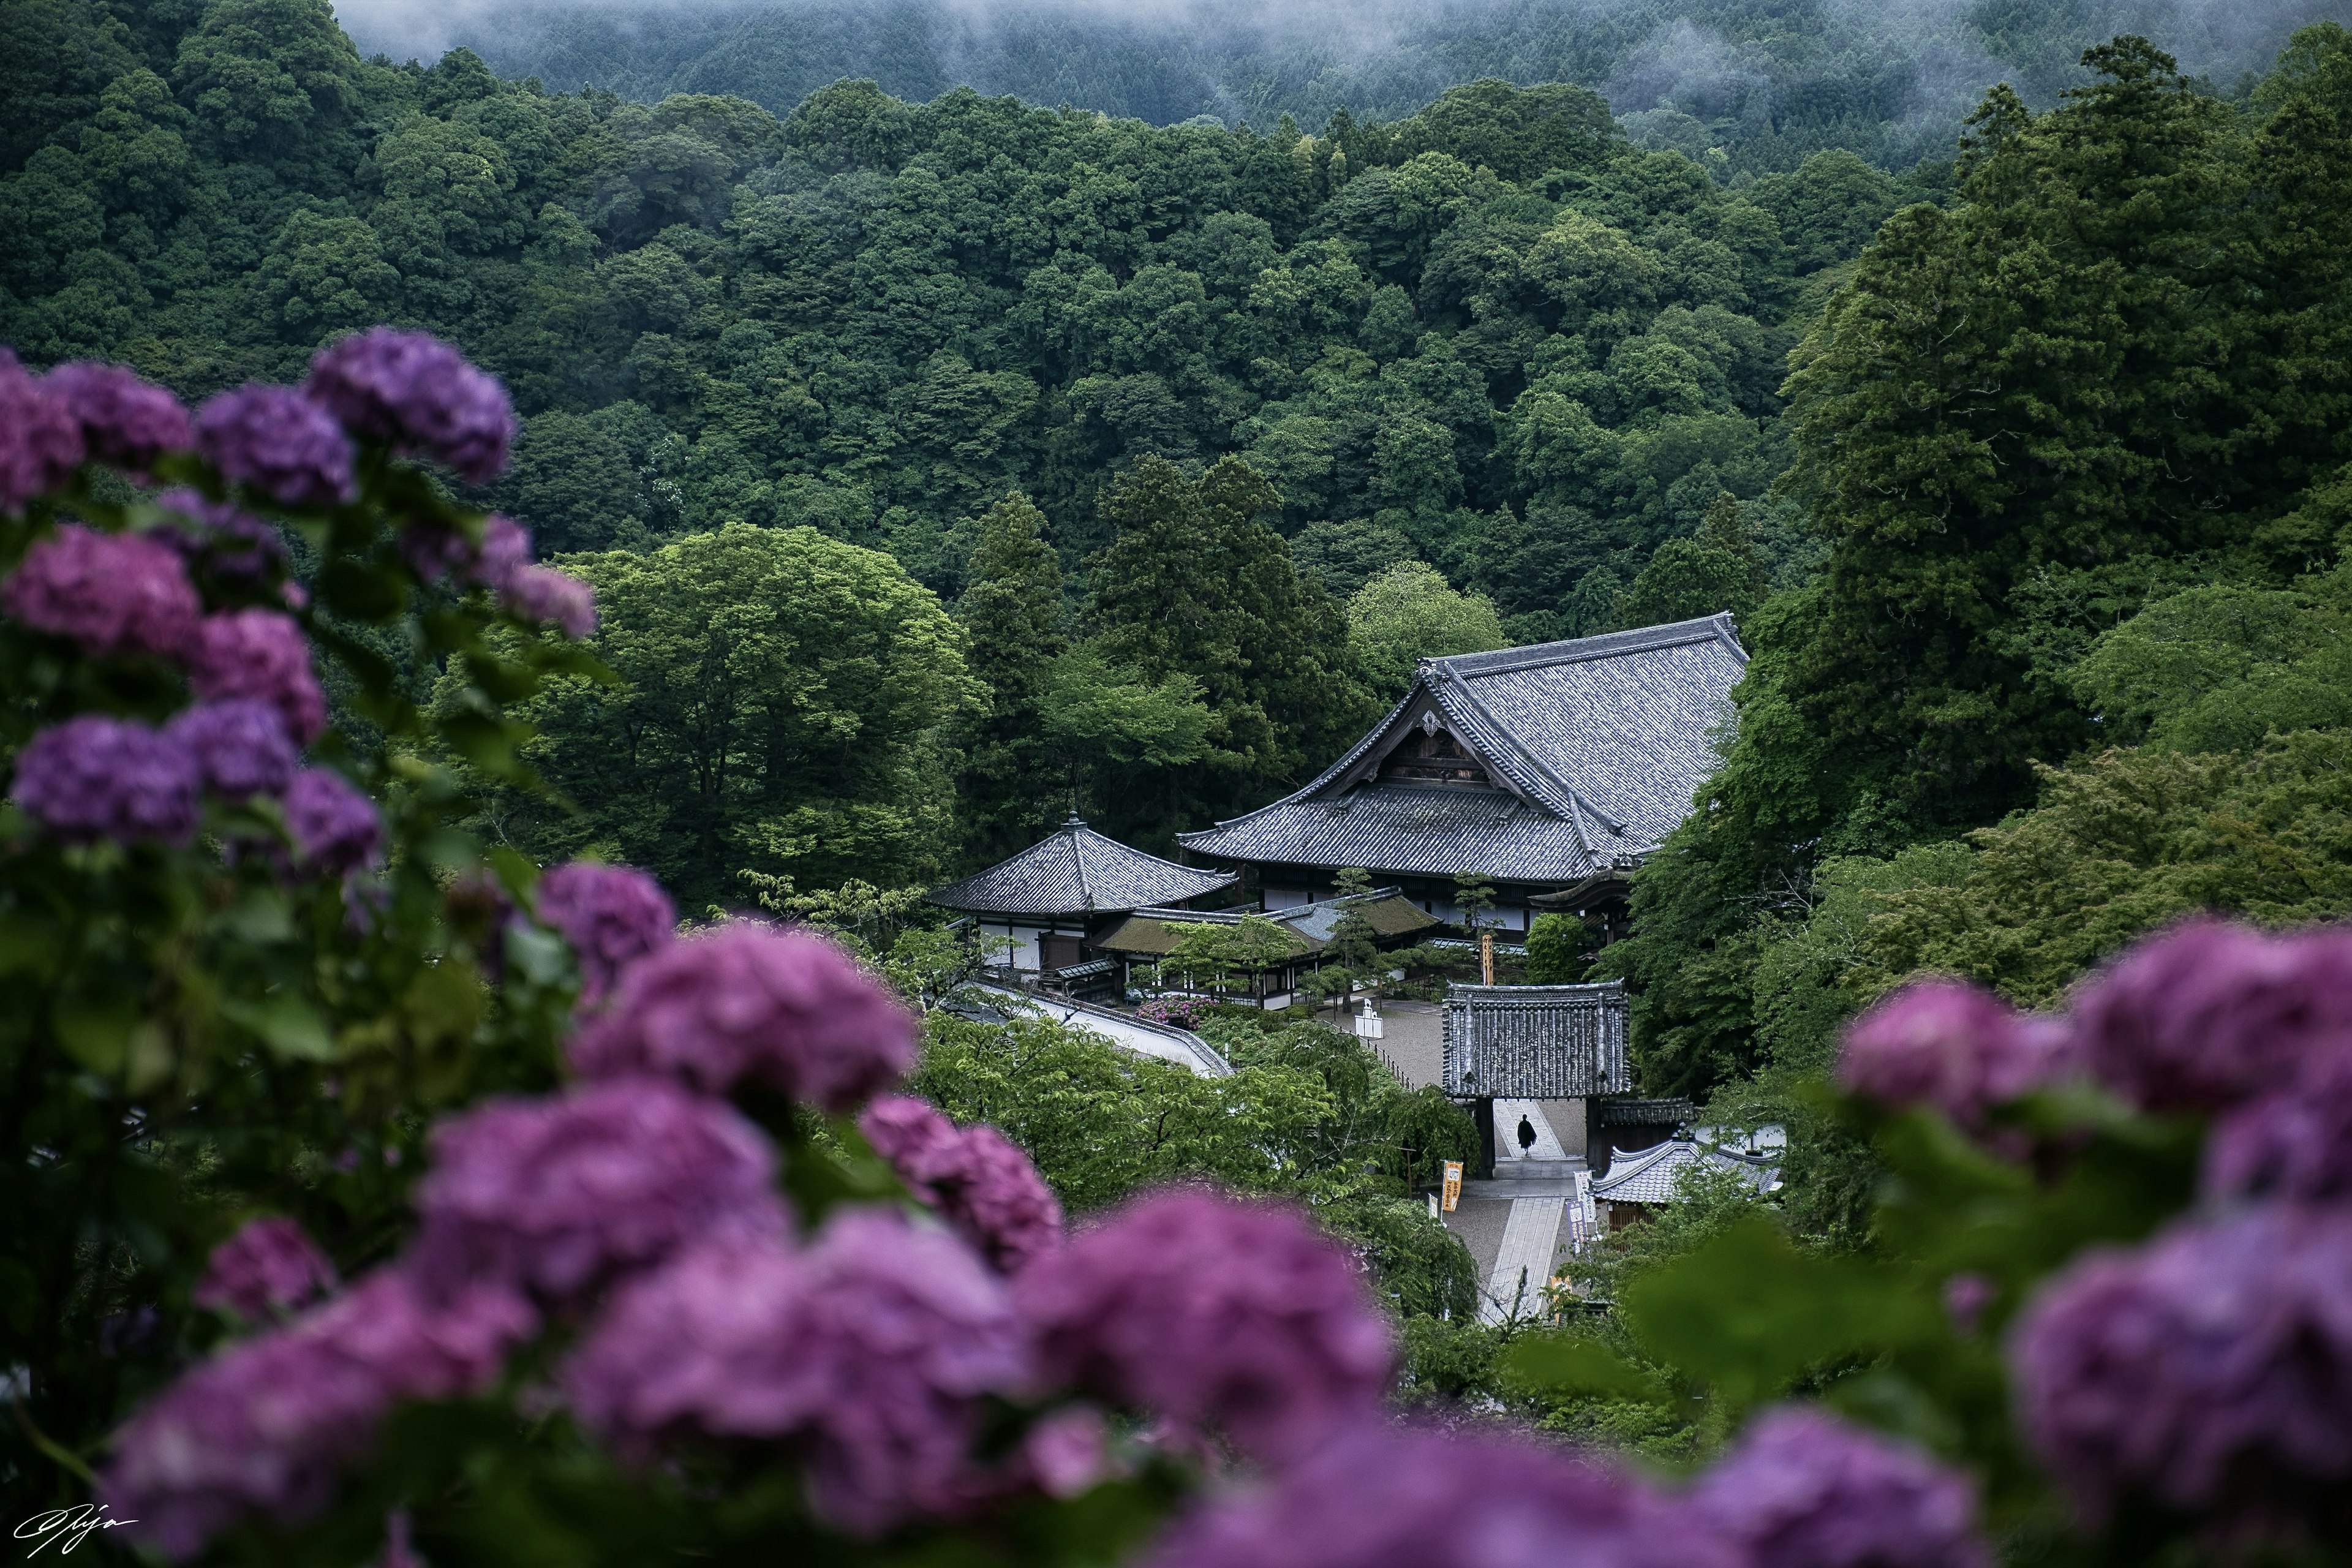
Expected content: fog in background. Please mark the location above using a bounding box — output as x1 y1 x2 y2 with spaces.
333 0 2341 170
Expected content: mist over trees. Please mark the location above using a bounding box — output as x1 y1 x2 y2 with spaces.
344 0 2341 175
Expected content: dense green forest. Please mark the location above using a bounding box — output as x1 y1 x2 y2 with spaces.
352 0 2337 176
7 0 2352 1120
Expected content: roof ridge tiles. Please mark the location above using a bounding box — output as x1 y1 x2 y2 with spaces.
1425 612 1746 679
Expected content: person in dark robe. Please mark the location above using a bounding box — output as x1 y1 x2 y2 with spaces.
1517 1114 1537 1155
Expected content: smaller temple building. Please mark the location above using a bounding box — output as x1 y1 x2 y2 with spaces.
924 816 1236 984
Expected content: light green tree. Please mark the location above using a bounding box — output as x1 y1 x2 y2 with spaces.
1347 560 1509 697
478 522 983 910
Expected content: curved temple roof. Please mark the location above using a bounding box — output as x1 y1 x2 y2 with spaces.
1177 613 1746 883
926 815 1236 918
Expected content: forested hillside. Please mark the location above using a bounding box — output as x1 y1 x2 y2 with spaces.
7 0 2352 1103
1 0 1917 899
349 0 2337 176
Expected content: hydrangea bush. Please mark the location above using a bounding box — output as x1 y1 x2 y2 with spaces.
7 337 2351 1566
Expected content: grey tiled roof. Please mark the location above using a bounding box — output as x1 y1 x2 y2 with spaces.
1589 1136 1781 1204
1177 614 1746 883
1441 981 1631 1098
927 816 1236 917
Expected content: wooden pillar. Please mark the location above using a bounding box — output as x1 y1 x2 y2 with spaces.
1480 929 1494 984
1475 1096 1496 1180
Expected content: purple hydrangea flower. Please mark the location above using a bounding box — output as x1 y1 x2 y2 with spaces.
194 384 357 509
534 860 675 1004
1942 1273 1997 1339
569 923 917 1111
1689 1405 1993 1568
1839 978 2068 1129
11 715 200 845
304 329 515 484
500 563 597 638
403 510 532 589
188 609 328 745
99 1268 534 1561
0 349 86 512
193 1216 339 1322
2205 1043 2352 1202
2 522 201 662
2009 1204 2352 1525
411 1077 788 1303
1022 1406 1110 1499
2070 919 2352 1113
1017 1189 1395 1464
284 767 382 876
43 361 192 477
1146 1423 1738 1568
167 700 297 800
862 1096 1063 1273
563 1207 1029 1537
156 490 292 597
560 1229 813 1457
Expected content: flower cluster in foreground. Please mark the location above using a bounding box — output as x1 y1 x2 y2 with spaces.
102 899 1999 1566
1841 920 2352 1536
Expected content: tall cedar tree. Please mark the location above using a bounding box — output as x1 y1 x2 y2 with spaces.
1602 35 2352 1098
956 492 1069 865
1087 455 1372 839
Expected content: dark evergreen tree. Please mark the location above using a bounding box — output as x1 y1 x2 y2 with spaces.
1612 490 1766 629
955 492 1069 866
1087 455 1372 836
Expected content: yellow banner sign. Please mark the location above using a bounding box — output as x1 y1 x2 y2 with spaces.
1441 1159 1463 1213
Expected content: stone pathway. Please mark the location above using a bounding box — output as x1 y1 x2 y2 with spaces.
1478 1193 1566 1324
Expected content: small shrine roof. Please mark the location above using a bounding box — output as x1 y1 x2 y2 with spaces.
926 816 1235 918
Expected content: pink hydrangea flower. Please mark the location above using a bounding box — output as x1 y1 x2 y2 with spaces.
1145 1423 1738 1568
304 329 515 484
194 384 356 509
2009 1204 2352 1525
1839 978 2068 1129
500 563 597 638
862 1096 1063 1272
187 609 328 745
562 1207 1030 1536
100 1268 534 1561
411 1077 788 1303
534 860 674 1003
43 361 191 477
569 923 917 1111
193 1216 339 1322
2069 919 2352 1112
11 715 200 845
0 349 85 512
1017 1189 1395 1463
1689 1405 1992 1568
1 522 201 661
